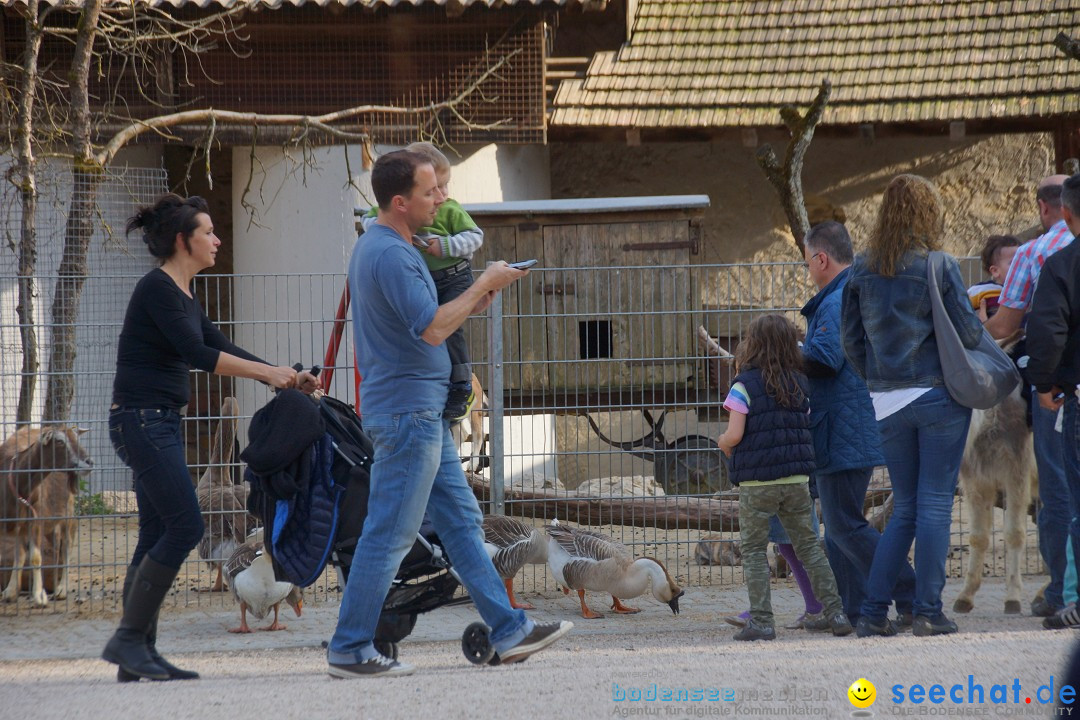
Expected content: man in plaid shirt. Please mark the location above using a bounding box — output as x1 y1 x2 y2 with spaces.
986 174 1074 620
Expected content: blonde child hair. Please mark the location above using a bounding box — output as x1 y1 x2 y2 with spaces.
405 141 451 173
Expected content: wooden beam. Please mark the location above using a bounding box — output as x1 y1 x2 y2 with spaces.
466 472 740 532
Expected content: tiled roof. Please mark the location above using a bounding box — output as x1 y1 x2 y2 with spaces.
551 0 1080 128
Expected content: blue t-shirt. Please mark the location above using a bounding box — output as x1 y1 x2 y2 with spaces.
349 223 450 414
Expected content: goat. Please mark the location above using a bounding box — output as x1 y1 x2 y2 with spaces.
0 426 93 607
952 350 1038 615
451 373 489 474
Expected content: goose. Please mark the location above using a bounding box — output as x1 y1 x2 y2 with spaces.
545 522 684 619
223 532 302 633
482 515 548 610
197 397 257 592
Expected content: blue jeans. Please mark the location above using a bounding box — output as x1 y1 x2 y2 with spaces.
109 407 204 570
861 387 971 620
1062 397 1080 605
328 409 531 662
817 467 916 619
1034 390 1070 609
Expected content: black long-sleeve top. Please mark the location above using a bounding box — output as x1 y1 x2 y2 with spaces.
112 268 266 409
1027 239 1080 394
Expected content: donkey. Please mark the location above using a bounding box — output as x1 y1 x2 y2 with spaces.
952 350 1037 615
0 425 93 606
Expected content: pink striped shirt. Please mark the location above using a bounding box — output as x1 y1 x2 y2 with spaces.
999 220 1074 311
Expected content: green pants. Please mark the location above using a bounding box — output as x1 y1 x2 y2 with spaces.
739 482 843 628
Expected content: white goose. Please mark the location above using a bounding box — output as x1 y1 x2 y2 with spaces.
482 515 548 610
545 522 684 619
223 530 302 633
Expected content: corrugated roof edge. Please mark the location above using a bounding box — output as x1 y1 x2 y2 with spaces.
355 195 711 217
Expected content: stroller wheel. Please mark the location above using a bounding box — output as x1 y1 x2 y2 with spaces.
374 640 399 661
461 622 496 665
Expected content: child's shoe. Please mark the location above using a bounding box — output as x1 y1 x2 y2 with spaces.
444 382 476 424
732 620 775 641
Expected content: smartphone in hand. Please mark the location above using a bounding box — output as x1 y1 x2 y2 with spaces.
508 259 538 270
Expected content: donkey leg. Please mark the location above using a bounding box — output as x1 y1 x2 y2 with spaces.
953 486 993 614
1002 483 1030 615
2 537 26 602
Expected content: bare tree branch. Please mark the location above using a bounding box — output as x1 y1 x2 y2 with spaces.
1054 31 1080 61
95 48 522 167
755 79 832 255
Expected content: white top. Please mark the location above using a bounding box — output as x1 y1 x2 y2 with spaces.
871 387 934 421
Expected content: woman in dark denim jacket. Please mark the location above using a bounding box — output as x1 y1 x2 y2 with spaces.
841 175 983 638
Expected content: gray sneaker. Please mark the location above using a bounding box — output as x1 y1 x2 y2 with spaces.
733 620 776 641
500 620 573 664
328 654 416 679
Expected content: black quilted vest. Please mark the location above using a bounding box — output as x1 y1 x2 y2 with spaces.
728 368 816 486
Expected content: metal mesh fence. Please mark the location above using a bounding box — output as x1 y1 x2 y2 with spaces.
0 260 1042 616
2 5 548 147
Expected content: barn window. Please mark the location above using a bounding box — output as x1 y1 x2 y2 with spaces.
579 320 612 359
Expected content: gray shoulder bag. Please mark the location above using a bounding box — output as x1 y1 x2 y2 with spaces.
926 251 1020 409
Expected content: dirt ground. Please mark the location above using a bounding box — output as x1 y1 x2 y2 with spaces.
0 576 1075 720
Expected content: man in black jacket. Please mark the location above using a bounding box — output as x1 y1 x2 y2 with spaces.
1027 172 1080 629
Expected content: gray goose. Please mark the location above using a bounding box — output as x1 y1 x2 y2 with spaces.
481 515 548 610
196 397 256 592
545 521 684 619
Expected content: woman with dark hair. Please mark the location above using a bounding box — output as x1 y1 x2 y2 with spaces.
841 175 982 638
102 194 317 681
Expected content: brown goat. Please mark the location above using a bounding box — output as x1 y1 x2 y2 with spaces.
0 426 93 607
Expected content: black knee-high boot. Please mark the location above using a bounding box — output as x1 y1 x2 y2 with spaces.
102 556 176 681
116 564 199 682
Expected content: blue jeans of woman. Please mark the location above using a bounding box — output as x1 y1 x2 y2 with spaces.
328 409 531 663
861 387 971 620
817 467 916 620
109 407 204 570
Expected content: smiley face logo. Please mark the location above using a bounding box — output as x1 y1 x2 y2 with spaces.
848 678 876 709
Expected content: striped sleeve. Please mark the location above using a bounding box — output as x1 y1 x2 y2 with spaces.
723 381 750 415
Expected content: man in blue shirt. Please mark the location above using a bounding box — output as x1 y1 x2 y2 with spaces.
328 150 572 678
801 221 916 636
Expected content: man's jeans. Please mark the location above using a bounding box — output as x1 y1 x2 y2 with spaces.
817 467 916 619
1034 390 1069 609
328 409 531 662
1062 397 1080 606
862 387 971 620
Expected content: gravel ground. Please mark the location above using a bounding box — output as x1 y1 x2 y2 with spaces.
0 577 1075 720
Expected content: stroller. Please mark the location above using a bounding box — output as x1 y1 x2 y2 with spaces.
318 394 502 664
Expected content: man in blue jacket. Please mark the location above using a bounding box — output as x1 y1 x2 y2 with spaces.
800 221 916 632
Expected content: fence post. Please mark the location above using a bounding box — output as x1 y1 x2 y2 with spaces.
487 263 506 517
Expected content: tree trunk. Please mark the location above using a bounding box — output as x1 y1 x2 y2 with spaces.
13 0 45 424
42 170 102 423
41 0 101 424
756 79 832 255
16 188 39 425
